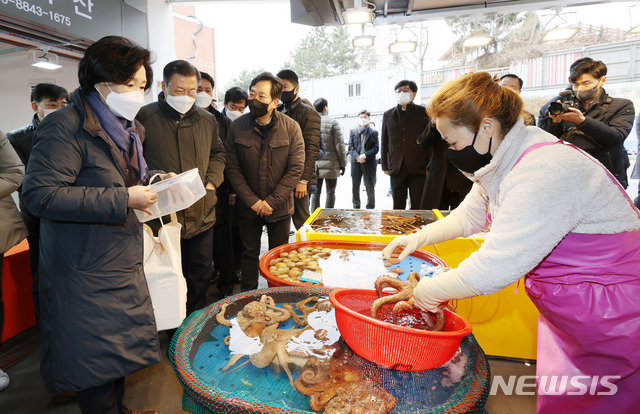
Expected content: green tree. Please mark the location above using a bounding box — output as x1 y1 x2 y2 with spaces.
285 26 361 80
223 68 267 96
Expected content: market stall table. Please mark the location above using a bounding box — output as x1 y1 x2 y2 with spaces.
1 239 36 342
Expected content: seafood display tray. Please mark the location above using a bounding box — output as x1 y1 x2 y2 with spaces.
259 240 449 288
169 287 490 414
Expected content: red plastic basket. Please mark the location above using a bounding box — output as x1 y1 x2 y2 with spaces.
259 240 449 288
329 289 472 371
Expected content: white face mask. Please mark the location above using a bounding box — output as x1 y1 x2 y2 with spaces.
358 117 369 127
98 84 145 121
396 91 413 106
166 93 195 114
38 106 57 120
226 109 243 121
195 91 213 109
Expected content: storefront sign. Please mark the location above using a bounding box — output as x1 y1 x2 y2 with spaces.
0 0 129 42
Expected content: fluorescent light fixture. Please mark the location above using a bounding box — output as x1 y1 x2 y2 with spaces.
389 40 417 54
31 52 61 70
542 27 579 42
629 24 640 34
353 35 375 48
343 7 374 25
461 34 494 48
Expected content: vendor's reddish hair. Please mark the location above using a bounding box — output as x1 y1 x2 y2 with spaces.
427 71 523 133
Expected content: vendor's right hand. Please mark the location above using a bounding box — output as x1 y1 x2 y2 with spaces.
382 233 421 262
128 185 158 215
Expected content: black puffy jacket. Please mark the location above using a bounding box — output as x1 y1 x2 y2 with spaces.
539 88 635 188
280 98 321 185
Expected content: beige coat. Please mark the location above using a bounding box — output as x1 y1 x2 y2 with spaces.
0 130 26 254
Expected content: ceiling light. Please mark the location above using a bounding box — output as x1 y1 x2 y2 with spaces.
461 34 494 48
389 40 417 54
343 7 374 25
542 27 579 42
629 24 640 34
31 52 62 70
353 35 375 48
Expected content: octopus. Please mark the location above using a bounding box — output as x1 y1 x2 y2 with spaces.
311 212 433 235
216 296 335 387
294 347 397 413
380 213 429 235
371 271 445 331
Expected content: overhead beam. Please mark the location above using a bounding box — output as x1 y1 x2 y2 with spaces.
406 0 415 16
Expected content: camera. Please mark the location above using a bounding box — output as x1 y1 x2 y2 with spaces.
548 90 580 115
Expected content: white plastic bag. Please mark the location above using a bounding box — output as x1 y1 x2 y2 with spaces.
143 213 187 331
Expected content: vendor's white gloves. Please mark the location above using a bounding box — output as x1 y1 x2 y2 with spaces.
413 268 480 312
382 214 464 261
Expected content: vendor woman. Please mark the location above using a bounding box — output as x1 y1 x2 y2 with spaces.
383 71 640 413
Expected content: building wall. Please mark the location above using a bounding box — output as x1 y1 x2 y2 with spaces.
173 6 217 95
299 67 422 141
0 48 79 132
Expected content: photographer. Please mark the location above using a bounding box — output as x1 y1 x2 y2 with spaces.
538 58 635 188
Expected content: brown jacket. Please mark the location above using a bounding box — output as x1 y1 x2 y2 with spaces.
226 111 305 223
0 130 26 253
137 93 226 239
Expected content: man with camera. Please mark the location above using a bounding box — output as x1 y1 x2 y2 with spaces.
538 58 635 188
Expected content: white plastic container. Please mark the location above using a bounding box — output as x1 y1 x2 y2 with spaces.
135 168 206 223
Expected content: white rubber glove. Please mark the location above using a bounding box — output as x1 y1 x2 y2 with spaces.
413 268 480 312
382 214 464 261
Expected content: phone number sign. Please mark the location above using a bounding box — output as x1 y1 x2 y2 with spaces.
0 0 125 42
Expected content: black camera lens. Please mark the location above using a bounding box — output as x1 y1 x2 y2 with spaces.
549 101 567 116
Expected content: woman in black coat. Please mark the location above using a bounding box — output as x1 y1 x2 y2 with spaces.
22 36 168 414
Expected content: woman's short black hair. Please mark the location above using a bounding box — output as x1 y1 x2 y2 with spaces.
249 72 284 100
359 109 371 117
394 80 418 93
78 36 153 92
314 98 328 113
200 71 215 88
569 58 607 83
163 60 201 85
224 87 248 104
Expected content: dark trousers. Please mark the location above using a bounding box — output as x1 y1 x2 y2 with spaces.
181 226 214 315
390 166 427 210
311 178 337 211
213 220 236 298
292 194 310 230
351 163 375 209
76 376 124 414
238 215 290 291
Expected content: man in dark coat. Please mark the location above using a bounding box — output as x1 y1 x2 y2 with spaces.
195 71 237 297
7 83 68 319
348 110 379 209
226 72 304 291
418 124 473 210
137 60 226 314
381 80 430 210
277 69 321 229
539 58 635 188
21 89 161 396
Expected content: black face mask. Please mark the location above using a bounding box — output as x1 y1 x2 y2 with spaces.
280 89 296 105
248 99 271 119
448 132 493 174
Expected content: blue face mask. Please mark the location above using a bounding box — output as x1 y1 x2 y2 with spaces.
448 132 493 174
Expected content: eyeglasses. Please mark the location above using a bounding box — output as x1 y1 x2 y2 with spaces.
168 85 197 98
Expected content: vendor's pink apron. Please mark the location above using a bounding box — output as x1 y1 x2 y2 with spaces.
514 141 640 413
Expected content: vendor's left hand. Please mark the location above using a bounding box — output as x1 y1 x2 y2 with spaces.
556 107 586 125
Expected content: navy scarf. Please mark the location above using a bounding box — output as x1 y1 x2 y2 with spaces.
85 91 148 181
